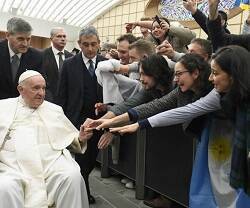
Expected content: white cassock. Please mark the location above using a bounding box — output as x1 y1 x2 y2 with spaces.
0 97 89 208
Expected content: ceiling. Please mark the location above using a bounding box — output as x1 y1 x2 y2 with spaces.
0 0 123 28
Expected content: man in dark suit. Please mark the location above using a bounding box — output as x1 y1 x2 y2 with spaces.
42 27 73 103
57 26 106 204
0 17 42 99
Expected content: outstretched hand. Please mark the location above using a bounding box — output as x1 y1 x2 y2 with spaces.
183 0 197 15
109 123 139 135
208 0 219 20
95 103 107 115
98 131 114 149
79 124 93 142
87 118 114 130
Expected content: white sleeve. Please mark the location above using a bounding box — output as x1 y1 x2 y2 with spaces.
148 89 221 128
242 21 250 35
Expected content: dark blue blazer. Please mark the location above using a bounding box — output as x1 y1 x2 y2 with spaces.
56 52 107 128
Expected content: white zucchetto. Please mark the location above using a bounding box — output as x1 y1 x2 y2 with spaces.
18 70 42 84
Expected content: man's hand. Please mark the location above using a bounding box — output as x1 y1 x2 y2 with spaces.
183 0 197 15
78 118 95 142
98 131 114 149
113 64 129 74
95 103 107 115
79 124 93 142
108 49 119 60
208 0 219 20
109 123 139 135
156 40 175 59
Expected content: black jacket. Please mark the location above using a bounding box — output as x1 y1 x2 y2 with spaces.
0 39 43 99
56 52 107 128
42 47 73 102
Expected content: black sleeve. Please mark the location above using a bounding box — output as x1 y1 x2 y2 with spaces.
207 16 250 51
192 9 209 35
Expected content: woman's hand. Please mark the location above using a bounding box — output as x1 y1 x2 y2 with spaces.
160 21 170 32
87 118 114 130
183 0 197 15
109 123 139 135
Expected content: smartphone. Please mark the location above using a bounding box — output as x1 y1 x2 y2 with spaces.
155 15 162 27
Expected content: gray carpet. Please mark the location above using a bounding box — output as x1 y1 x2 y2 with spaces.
89 168 150 208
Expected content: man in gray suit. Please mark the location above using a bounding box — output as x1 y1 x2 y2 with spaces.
42 27 73 103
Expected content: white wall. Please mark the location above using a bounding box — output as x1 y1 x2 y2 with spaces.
0 12 81 50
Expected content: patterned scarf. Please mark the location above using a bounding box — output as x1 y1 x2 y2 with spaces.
230 103 250 195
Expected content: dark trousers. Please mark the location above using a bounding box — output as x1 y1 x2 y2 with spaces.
75 131 100 198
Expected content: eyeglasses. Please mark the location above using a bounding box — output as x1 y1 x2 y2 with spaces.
174 70 189 78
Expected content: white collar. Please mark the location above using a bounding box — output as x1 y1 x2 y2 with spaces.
51 46 64 56
18 96 42 110
8 41 22 59
81 53 97 66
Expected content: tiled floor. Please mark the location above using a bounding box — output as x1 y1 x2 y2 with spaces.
89 167 151 208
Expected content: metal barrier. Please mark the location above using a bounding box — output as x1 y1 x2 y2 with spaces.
99 124 194 207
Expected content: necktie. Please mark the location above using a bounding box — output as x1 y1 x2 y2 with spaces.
58 52 64 72
88 59 95 77
11 54 20 82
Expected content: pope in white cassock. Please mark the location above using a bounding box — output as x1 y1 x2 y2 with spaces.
0 70 90 208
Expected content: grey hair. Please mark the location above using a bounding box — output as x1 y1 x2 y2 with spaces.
79 25 99 41
7 17 32 34
50 27 65 38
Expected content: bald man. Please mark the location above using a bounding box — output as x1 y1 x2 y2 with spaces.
0 70 90 208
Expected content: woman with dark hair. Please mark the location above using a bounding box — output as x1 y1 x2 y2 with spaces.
93 53 212 138
151 16 196 52
125 16 196 52
139 53 173 92
91 54 174 150
111 45 250 207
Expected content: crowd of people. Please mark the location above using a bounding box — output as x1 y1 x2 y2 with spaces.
1 0 250 207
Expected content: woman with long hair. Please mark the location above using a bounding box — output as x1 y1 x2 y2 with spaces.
111 45 250 207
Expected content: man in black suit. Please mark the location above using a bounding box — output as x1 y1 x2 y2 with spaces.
42 27 73 103
0 17 42 99
57 26 106 204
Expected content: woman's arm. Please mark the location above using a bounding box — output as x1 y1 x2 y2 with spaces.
148 89 221 128
130 88 179 121
110 89 221 134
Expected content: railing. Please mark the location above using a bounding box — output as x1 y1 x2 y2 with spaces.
99 124 194 207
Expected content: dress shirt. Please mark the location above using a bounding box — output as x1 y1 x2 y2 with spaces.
51 46 65 69
81 52 97 71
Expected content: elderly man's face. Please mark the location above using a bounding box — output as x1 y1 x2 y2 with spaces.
18 75 46 109
7 32 31 54
51 29 67 51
